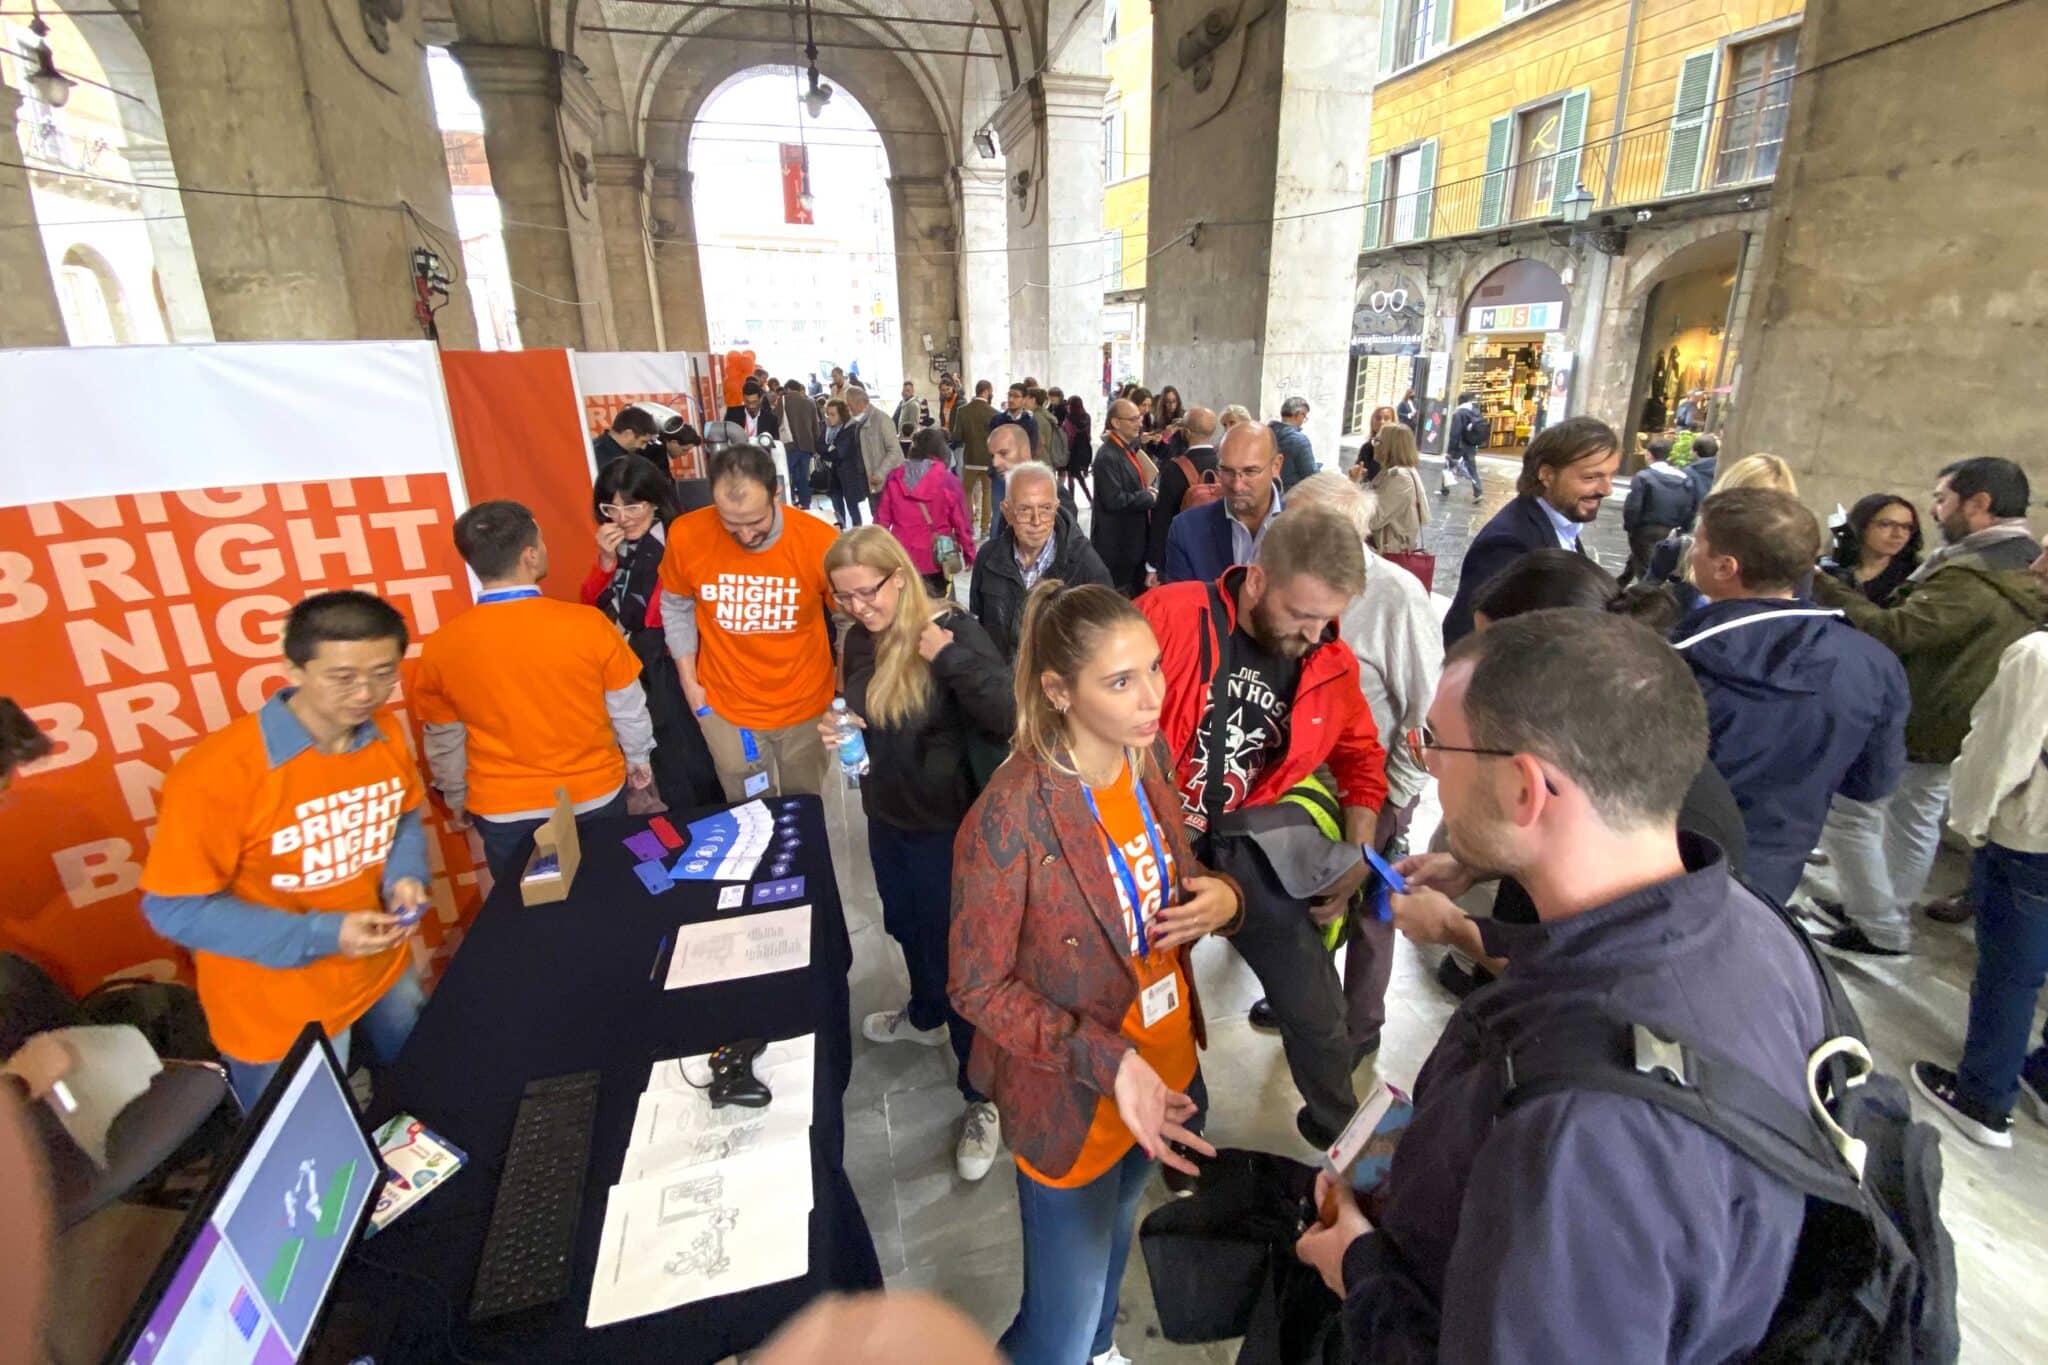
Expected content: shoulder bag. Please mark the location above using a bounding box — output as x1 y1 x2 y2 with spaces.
1381 470 1436 592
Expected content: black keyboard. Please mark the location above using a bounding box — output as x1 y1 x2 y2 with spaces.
468 1070 600 1323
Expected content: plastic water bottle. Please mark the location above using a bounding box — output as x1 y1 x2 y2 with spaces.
832 697 870 786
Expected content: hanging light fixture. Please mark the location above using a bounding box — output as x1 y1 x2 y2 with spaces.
26 2 75 108
799 0 832 119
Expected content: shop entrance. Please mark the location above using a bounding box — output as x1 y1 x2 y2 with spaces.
1458 260 1571 455
1623 232 1744 458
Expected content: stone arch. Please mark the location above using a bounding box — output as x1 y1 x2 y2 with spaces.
642 18 962 382
55 242 132 343
1603 222 1758 456
1451 241 1580 320
1622 223 1749 307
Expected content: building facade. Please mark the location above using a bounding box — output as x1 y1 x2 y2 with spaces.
1099 0 1152 395
1348 0 1803 465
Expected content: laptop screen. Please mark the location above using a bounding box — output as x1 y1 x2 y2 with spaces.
118 1030 378 1364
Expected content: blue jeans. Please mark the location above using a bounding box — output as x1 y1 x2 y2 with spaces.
786 448 814 508
1003 1142 1153 1364
475 789 628 883
1957 843 2048 1116
868 820 982 1103
223 970 425 1112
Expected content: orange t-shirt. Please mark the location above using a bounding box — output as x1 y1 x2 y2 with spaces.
140 708 422 1064
1019 768 1198 1189
656 507 838 730
411 595 642 815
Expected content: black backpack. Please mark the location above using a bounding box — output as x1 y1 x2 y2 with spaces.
1478 897 1959 1364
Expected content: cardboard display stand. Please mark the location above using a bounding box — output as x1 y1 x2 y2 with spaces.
519 789 584 906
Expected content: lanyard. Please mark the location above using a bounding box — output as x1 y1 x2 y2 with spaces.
477 586 541 604
1081 767 1169 959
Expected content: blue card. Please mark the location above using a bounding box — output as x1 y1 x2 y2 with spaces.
1361 845 1406 922
752 876 806 906
633 860 675 894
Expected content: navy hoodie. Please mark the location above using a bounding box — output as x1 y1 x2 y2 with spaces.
1671 598 1909 901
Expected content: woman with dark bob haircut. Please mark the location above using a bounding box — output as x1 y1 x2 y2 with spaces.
579 456 723 812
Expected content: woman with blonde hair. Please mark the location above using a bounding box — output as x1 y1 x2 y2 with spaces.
1366 422 1432 557
950 581 1242 1365
1354 404 1399 482
1711 452 1797 494
821 526 1016 1179
1219 403 1253 433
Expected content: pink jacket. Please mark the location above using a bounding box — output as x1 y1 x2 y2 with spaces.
875 462 977 575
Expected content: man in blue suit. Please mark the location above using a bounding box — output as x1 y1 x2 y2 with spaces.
1439 416 1621 646
1160 421 1286 585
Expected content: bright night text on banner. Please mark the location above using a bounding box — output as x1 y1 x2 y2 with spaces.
0 478 487 993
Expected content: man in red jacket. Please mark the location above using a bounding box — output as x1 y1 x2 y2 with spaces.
1138 506 1388 1146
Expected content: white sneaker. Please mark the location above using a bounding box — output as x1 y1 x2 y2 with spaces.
862 1009 949 1048
956 1101 1001 1181
1091 1347 1134 1365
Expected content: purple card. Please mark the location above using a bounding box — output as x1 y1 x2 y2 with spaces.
633 860 675 894
624 830 666 862
752 876 806 906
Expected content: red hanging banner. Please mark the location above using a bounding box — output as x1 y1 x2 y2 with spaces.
780 143 813 225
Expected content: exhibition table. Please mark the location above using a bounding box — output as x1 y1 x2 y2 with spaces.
324 796 880 1363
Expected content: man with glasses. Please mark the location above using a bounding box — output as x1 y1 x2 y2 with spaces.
1138 508 1387 1148
1298 612 1826 1362
659 443 840 799
968 460 1112 660
1090 398 1158 595
1160 420 1283 586
412 500 656 878
141 591 431 1111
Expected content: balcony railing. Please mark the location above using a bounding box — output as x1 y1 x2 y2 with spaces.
1368 119 1775 252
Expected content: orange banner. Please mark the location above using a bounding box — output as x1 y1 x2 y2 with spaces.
440 349 597 605
0 478 488 994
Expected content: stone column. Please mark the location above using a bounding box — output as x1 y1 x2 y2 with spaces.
955 165 1009 387
994 72 1109 389
0 85 66 347
890 175 955 386
650 166 710 354
451 43 618 351
593 154 663 351
1147 0 1377 458
138 0 473 344
123 143 213 341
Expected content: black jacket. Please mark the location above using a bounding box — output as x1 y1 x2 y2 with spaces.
1622 462 1698 535
1146 444 1219 573
970 508 1113 660
841 605 1015 832
722 404 781 440
1090 437 1157 593
1446 403 1488 460
1442 495 1588 646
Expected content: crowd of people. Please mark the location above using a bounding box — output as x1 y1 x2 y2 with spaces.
9 355 2045 1363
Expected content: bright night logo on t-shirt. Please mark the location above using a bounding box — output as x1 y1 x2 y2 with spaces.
700 573 803 634
1105 830 1169 954
267 781 405 890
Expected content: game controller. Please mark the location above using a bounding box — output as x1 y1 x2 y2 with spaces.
707 1038 772 1109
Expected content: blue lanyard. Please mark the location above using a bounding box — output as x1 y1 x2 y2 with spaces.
476 586 541 604
1081 767 1169 959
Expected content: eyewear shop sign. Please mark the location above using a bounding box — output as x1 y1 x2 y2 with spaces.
1467 300 1564 334
1353 271 1427 350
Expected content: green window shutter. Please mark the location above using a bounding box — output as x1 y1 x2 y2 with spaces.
1363 156 1388 251
1477 115 1513 229
1378 2 1400 76
1661 48 1721 197
1431 0 1454 51
1413 138 1439 239
1549 87 1591 214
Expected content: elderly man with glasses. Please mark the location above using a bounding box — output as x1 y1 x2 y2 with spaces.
967 460 1112 661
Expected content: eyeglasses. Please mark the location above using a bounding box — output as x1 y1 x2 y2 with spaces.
599 501 653 521
1007 504 1057 523
1407 724 1560 794
830 572 899 609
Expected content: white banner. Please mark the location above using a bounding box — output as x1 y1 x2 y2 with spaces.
572 351 693 398
0 340 467 509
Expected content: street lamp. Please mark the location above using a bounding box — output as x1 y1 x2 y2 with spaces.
1558 182 1595 226
27 5 75 109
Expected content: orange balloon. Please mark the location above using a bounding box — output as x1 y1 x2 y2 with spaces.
722 350 758 406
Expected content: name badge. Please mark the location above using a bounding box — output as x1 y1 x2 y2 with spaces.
743 771 772 797
1140 971 1181 1029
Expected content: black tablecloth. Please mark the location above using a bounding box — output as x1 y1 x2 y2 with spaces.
328 795 880 1363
